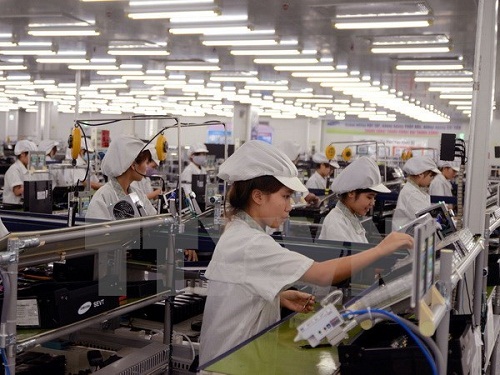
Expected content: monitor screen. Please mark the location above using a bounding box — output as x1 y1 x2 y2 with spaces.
204 143 235 160
416 202 456 240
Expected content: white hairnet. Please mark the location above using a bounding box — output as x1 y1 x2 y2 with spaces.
437 159 460 172
14 140 37 156
278 140 301 161
218 140 308 193
101 135 146 177
188 143 208 157
312 152 340 169
38 139 59 155
403 156 440 175
331 156 390 194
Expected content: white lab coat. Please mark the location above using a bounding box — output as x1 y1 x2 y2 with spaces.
318 201 368 243
392 180 431 231
0 218 8 237
2 160 27 204
131 177 153 197
305 171 327 190
199 212 313 365
85 177 156 220
429 173 453 197
180 162 206 194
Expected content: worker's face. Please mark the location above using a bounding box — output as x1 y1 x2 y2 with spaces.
255 186 293 229
441 167 457 180
19 152 29 167
414 171 436 187
319 163 333 178
132 158 148 181
346 191 377 216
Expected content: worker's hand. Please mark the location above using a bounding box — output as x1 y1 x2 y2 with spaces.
184 249 199 262
280 290 315 313
304 193 319 206
376 232 414 256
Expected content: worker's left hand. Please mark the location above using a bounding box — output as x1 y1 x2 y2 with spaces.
279 290 315 313
184 249 199 262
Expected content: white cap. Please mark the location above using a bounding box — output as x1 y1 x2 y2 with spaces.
312 152 340 169
278 140 301 161
150 147 160 166
403 155 440 175
188 143 208 157
218 140 308 193
14 140 38 155
331 156 390 194
437 159 460 172
101 135 146 177
38 139 59 155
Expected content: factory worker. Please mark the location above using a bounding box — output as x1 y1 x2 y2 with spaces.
0 218 8 237
305 152 340 190
64 138 102 190
38 139 60 188
131 147 163 203
429 160 459 198
392 156 440 231
318 157 390 243
2 140 37 204
180 143 208 194
199 140 413 365
38 139 59 162
278 140 319 205
86 135 157 220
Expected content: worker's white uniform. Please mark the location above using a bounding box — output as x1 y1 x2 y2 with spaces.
2 160 27 204
180 162 206 194
61 156 100 187
131 177 153 197
86 177 156 220
392 180 431 231
199 212 313 365
305 171 327 190
0 218 8 237
318 201 368 243
429 173 452 197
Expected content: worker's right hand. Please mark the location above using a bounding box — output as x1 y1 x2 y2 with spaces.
376 232 414 256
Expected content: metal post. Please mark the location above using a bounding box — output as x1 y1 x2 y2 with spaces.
436 250 453 372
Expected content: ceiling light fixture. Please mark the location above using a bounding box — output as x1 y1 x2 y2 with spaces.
27 26 100 36
396 60 464 70
231 49 300 56
371 44 451 54
274 65 334 71
165 64 220 71
108 47 169 56
254 57 319 64
0 46 55 55
128 2 219 20
169 25 252 35
333 16 432 30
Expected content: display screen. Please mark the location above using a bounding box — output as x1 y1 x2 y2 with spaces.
416 202 456 239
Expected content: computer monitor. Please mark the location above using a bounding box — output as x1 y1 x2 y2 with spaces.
416 202 456 240
24 180 53 214
411 215 437 315
204 143 235 160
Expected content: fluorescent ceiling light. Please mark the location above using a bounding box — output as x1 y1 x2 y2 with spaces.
231 48 300 56
170 14 247 24
396 60 464 70
129 10 217 19
254 57 318 64
292 72 348 78
169 25 251 35
37 57 89 63
0 48 55 55
0 64 27 70
244 85 288 91
97 70 144 76
333 16 432 29
165 64 220 71
371 34 449 46
108 47 169 56
274 65 334 71
202 35 281 46
28 26 100 36
69 64 118 70
371 45 451 54
414 75 473 83
128 2 219 20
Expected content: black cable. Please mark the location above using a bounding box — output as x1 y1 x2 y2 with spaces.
463 274 475 326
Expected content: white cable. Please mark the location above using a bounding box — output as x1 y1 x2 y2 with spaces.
173 330 196 361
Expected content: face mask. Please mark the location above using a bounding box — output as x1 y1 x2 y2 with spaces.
146 166 158 177
192 155 207 167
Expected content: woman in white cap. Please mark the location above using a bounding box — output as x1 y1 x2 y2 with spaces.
131 147 163 203
2 140 38 204
63 137 102 190
38 139 59 162
199 140 413 365
305 152 340 190
429 160 459 198
317 157 390 243
392 155 440 231
180 143 209 194
86 135 157 220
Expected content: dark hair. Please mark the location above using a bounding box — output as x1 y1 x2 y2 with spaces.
339 188 375 203
135 149 151 164
225 175 284 219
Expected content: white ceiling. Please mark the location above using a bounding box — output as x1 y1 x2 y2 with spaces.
0 0 483 123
